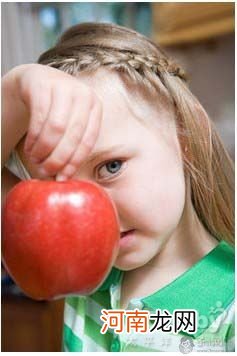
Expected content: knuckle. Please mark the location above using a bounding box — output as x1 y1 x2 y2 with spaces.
27 129 38 142
47 145 73 168
49 119 65 135
23 86 47 110
60 163 77 177
50 157 64 168
35 136 53 152
27 122 45 145
42 158 64 174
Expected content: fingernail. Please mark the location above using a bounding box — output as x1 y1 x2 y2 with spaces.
56 174 67 182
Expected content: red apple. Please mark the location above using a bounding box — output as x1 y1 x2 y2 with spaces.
2 179 120 300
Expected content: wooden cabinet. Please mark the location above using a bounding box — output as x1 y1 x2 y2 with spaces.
1 295 64 352
152 3 234 46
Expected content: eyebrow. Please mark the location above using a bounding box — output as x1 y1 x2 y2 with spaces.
87 144 125 164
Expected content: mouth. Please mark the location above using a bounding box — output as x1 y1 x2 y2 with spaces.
120 229 135 238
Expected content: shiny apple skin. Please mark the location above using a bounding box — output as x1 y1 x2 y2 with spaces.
2 179 120 300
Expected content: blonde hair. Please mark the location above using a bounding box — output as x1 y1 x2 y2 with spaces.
38 22 234 245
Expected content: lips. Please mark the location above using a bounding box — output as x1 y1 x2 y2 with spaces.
120 229 135 238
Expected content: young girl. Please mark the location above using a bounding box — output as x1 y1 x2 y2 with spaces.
2 23 234 352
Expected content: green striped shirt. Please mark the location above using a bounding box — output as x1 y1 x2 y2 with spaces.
63 240 235 352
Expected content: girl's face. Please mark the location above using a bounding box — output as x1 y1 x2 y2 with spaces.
19 69 186 271
72 69 186 271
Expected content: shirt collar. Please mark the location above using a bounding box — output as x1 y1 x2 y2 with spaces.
141 240 234 338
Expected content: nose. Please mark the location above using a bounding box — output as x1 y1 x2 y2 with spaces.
102 186 128 231
102 186 120 217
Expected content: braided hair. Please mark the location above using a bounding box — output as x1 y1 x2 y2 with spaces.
40 51 186 80
38 22 186 98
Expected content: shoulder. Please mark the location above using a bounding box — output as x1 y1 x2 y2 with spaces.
204 240 234 286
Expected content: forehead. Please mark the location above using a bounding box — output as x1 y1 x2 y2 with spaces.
76 68 176 148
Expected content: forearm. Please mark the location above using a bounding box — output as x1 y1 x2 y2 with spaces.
1 65 30 168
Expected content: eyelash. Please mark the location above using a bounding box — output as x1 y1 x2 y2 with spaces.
95 159 126 181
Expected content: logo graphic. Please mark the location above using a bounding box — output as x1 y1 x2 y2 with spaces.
179 336 194 354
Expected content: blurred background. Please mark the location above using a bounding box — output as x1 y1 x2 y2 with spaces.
1 2 235 352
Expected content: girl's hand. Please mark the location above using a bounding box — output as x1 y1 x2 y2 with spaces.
17 64 102 180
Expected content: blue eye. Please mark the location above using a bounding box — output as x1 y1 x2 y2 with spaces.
106 160 122 173
97 160 123 180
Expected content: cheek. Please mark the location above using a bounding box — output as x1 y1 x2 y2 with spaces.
113 151 186 235
151 170 186 233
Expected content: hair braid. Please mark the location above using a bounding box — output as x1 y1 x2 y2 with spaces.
40 50 187 82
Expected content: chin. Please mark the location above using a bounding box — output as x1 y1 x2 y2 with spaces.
113 253 152 271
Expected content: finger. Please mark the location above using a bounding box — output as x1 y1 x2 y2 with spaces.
24 86 52 154
28 87 73 163
38 95 95 177
56 99 103 180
